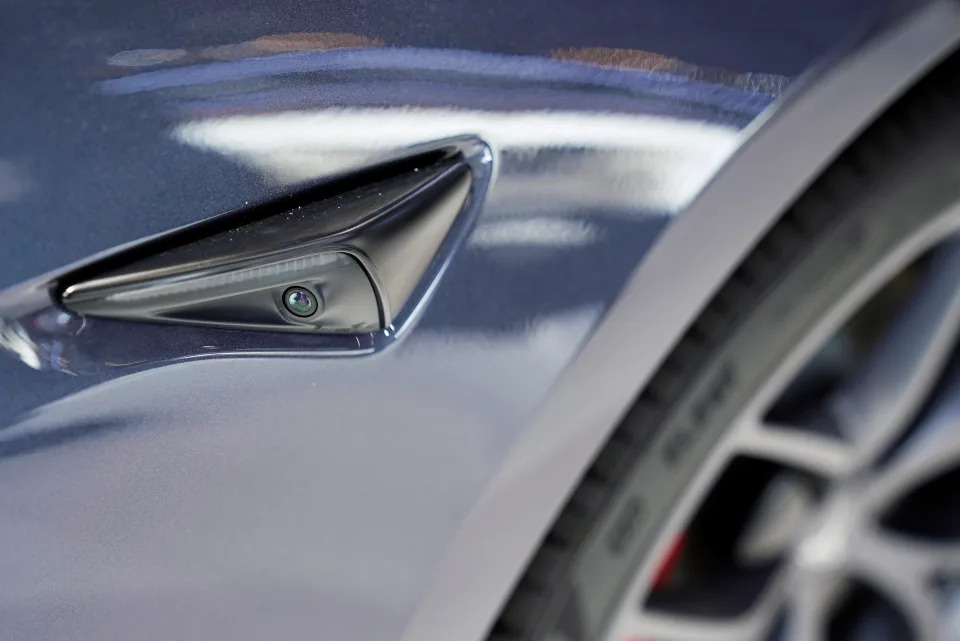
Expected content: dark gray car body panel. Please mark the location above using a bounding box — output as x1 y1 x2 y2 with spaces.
0 1 947 640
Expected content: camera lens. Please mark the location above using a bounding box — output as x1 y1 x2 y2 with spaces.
282 286 318 317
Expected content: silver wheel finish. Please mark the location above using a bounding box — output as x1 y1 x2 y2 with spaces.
604 169 960 641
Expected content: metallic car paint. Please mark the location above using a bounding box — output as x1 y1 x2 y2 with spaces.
0 0 939 640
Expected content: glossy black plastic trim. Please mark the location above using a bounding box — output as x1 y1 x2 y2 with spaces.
59 152 471 333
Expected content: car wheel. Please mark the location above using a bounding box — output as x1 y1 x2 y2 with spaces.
491 52 960 641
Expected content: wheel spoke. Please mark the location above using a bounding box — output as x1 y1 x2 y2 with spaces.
737 419 853 478
864 355 960 510
850 528 952 641
780 571 835 641
828 241 960 464
854 529 960 591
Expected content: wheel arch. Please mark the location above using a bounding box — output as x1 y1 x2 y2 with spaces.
400 4 960 641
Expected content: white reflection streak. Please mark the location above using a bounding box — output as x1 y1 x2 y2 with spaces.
175 108 741 212
0 319 42 370
470 218 600 248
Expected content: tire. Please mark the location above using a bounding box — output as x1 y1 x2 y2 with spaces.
489 51 960 641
